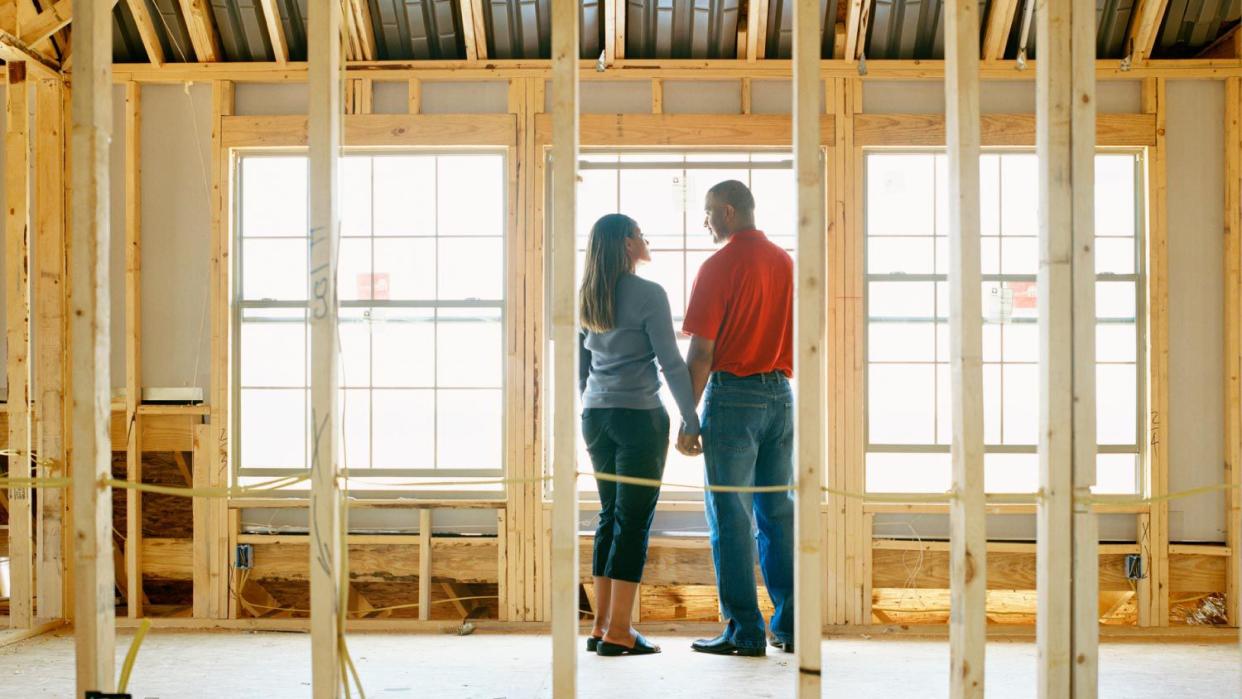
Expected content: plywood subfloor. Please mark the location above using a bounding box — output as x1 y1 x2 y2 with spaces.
0 629 1237 697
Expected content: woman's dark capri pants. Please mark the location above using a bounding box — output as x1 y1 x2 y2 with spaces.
581 406 669 583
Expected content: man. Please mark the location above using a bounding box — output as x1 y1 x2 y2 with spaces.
678 180 795 657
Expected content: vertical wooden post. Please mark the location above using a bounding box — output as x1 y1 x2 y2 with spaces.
1139 77 1170 628
5 61 33 631
1223 77 1242 631
1036 0 1098 696
792 0 825 694
550 0 580 693
69 0 116 689
191 423 210 617
419 508 432 621
208 79 234 619
309 0 343 694
123 81 143 620
945 2 986 696
34 75 67 622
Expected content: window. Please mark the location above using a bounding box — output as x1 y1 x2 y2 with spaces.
235 152 507 480
569 152 796 497
864 151 1143 494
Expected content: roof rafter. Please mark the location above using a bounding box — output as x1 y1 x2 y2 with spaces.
844 0 872 63
125 0 165 67
176 0 221 62
350 0 376 61
982 0 1018 61
458 0 487 61
19 0 71 48
746 0 769 62
1126 0 1171 63
257 0 288 63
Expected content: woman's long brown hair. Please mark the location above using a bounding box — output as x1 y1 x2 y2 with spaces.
579 213 638 333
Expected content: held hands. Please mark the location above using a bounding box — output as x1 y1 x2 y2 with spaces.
676 429 702 457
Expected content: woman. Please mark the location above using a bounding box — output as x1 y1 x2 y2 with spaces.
578 213 700 657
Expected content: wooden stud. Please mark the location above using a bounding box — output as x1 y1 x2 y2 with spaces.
792 0 824 693
123 81 143 619
945 1 986 695
69 0 116 688
308 0 344 693
1125 0 1171 64
1139 77 1170 627
191 423 211 618
1035 0 1098 695
741 77 752 114
1224 77 1242 630
651 78 662 114
34 75 67 622
982 0 1019 61
408 78 421 114
419 509 432 621
257 0 289 64
6 61 33 631
209 80 234 620
177 0 221 62
550 0 580 691
124 0 165 67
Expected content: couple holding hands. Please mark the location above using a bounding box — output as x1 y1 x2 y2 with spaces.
578 180 796 658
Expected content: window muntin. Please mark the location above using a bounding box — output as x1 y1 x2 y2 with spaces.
235 152 506 480
864 151 1143 495
570 152 796 498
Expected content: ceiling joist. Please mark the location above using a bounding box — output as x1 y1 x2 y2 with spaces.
176 0 221 62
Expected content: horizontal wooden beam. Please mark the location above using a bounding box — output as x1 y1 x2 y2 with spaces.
109 58 1242 83
534 113 836 146
19 0 71 47
0 29 60 74
220 113 518 147
854 112 1157 147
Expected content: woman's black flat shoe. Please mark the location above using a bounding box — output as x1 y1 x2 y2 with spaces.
586 635 603 652
596 633 661 656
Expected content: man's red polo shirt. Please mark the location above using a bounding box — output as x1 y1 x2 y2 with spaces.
682 229 794 377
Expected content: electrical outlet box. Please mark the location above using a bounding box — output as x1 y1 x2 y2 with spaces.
235 543 254 571
1124 553 1145 581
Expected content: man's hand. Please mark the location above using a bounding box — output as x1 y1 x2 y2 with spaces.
676 430 702 457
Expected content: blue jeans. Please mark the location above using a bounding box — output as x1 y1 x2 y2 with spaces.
702 371 795 649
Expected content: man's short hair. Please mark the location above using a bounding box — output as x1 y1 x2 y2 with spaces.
707 180 755 215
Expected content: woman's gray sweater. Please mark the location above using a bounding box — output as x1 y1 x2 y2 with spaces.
578 274 700 435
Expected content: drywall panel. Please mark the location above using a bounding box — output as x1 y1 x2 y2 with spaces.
1166 80 1226 542
663 80 742 114
234 83 309 115
420 81 509 114
372 81 409 114
1097 81 1142 113
579 81 652 114
140 84 213 393
110 85 126 391
863 81 945 113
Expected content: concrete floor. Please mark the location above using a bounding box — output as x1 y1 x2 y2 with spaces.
0 629 1238 698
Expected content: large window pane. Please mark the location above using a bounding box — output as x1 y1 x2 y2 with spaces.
869 364 935 444
241 157 306 237
1097 364 1137 444
242 239 307 301
865 452 950 493
372 310 435 388
372 390 435 468
438 389 502 469
439 238 503 300
374 238 435 300
241 389 305 468
437 308 503 388
373 156 435 236
340 157 372 237
867 154 935 237
438 155 504 236
240 309 305 387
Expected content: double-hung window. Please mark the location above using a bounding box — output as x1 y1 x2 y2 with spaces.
570 152 796 497
864 150 1143 494
235 152 507 483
